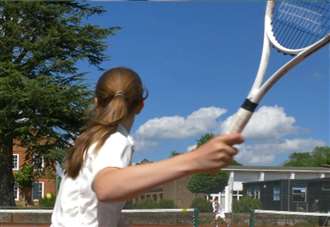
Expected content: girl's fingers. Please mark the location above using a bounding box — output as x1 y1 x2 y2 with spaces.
217 133 244 146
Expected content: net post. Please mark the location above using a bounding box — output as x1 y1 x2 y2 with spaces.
193 208 200 227
249 209 255 227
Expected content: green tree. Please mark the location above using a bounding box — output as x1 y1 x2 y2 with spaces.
284 146 330 167
169 150 181 157
14 164 34 206
233 196 261 213
0 0 118 206
196 133 214 147
191 197 212 212
312 146 330 166
284 153 313 167
187 171 229 194
157 199 176 209
39 193 56 208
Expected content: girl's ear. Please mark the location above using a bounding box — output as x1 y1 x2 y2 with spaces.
94 97 98 105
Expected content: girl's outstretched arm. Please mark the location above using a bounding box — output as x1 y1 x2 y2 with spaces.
92 133 244 202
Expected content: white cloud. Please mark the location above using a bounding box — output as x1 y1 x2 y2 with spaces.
236 138 326 165
136 106 226 140
221 106 297 140
134 106 226 151
133 138 159 152
133 104 326 166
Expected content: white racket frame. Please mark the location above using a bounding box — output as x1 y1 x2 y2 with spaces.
228 0 330 133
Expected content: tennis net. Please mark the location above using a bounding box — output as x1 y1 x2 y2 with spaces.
0 208 200 227
249 209 330 227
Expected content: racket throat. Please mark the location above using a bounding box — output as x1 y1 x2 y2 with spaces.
241 99 258 113
228 99 258 133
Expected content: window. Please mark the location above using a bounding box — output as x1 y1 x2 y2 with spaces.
13 183 19 201
247 186 260 199
233 190 243 200
32 182 44 200
321 182 330 191
292 187 306 202
247 188 253 197
273 186 280 201
255 188 261 200
32 154 45 170
12 154 19 170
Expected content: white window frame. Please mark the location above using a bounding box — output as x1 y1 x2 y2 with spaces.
12 154 19 171
13 183 19 201
292 186 307 202
32 181 45 201
273 186 280 201
321 182 330 191
40 156 45 169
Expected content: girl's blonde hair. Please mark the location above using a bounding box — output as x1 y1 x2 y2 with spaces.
65 67 147 178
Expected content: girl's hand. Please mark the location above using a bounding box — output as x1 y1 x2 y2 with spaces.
189 133 244 173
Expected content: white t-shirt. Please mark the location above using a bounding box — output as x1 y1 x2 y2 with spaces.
51 125 134 227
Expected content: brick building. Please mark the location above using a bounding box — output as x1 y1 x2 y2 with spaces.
132 175 200 208
131 160 202 208
12 140 56 205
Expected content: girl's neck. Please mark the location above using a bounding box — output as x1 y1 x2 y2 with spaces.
120 115 135 133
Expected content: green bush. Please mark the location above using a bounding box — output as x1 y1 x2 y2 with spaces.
191 197 212 212
158 199 176 208
133 199 158 209
39 193 56 208
233 196 261 213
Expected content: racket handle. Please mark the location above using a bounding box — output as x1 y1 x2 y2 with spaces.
228 107 253 133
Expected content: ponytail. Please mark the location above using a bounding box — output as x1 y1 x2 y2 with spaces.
65 67 147 179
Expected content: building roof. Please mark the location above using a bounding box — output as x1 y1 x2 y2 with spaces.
223 165 330 173
244 177 330 185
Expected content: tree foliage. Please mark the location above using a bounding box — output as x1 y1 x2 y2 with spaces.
0 0 118 206
187 171 229 194
191 197 212 212
233 196 261 213
39 193 56 208
14 164 34 206
196 133 215 147
169 150 181 157
14 164 34 188
284 146 330 167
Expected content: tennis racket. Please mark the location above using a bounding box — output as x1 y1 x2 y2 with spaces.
224 0 330 216
228 0 330 134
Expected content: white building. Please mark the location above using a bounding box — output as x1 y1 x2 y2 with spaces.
209 165 330 213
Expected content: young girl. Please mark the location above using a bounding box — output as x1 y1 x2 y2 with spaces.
51 67 243 227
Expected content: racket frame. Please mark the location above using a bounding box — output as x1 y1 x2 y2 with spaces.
228 0 330 133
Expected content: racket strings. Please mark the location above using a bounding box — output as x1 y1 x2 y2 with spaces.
278 1 327 38
276 1 327 49
272 0 329 51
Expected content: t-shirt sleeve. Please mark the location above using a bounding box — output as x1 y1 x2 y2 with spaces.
92 133 133 177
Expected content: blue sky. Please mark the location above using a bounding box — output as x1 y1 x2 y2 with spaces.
78 1 329 165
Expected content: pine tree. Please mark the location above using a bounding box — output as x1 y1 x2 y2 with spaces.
0 0 119 206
